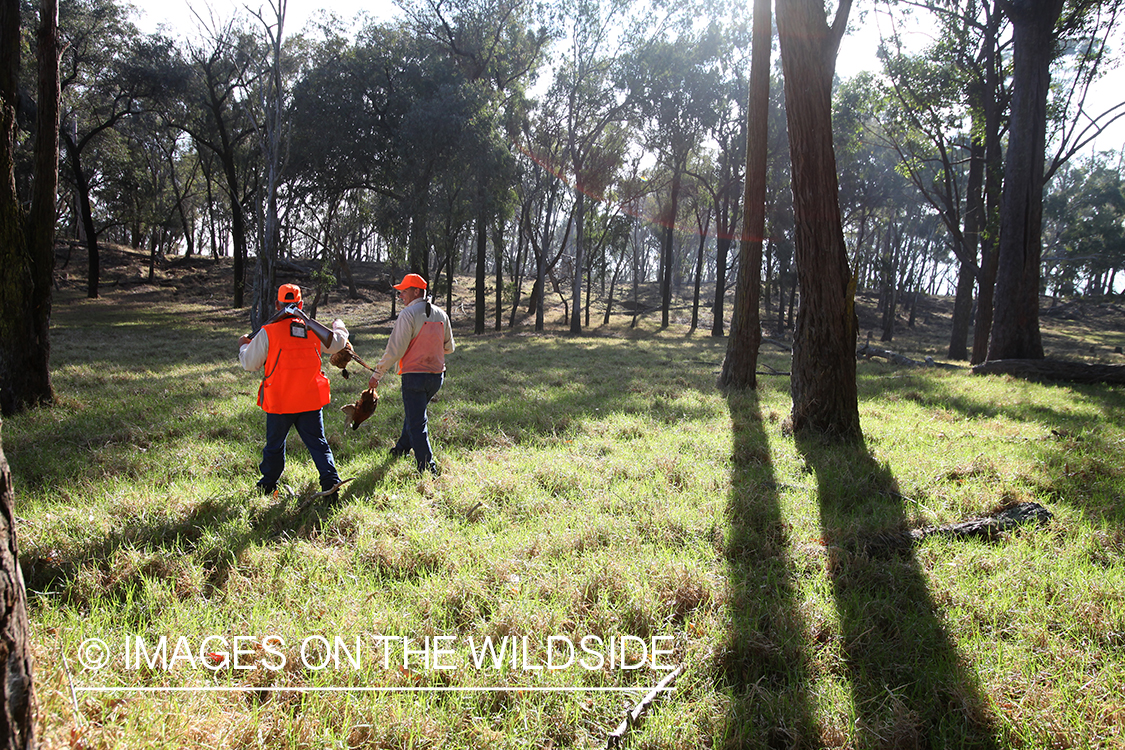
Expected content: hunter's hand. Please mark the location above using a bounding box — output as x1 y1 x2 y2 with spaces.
239 334 252 346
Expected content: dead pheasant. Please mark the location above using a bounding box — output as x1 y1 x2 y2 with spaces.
329 342 374 379
341 387 378 430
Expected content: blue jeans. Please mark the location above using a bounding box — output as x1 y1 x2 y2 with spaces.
393 373 444 472
260 410 340 491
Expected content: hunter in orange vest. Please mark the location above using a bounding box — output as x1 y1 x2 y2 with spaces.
368 274 455 474
239 284 350 498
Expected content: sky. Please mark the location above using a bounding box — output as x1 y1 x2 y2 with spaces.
129 0 398 37
130 0 899 76
129 0 1122 155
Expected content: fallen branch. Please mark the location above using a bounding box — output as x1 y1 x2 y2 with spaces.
971 358 1125 385
857 344 962 370
606 663 685 749
858 502 1052 555
858 343 921 366
910 501 1052 543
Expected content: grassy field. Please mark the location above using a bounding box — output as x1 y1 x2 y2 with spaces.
7 249 1125 749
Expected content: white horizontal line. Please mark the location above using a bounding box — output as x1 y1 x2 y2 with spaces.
75 685 670 694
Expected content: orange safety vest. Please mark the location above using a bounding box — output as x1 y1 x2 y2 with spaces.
257 318 331 413
399 320 447 374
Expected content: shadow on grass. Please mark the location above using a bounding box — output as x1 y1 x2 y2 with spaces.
438 334 729 449
796 434 999 749
857 368 1125 525
721 390 816 748
859 368 1124 432
22 484 352 607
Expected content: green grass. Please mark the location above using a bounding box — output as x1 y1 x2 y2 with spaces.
7 285 1125 749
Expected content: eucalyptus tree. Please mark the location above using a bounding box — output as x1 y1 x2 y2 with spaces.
398 0 548 333
1 0 59 418
624 24 723 329
245 0 290 329
0 0 56 732
513 99 571 331
55 0 176 298
875 23 1002 358
873 0 1008 362
775 0 861 441
598 169 645 325
577 139 636 327
989 0 1124 360
92 113 176 263
550 0 674 334
287 22 392 264
1042 152 1125 297
720 0 768 387
174 17 265 308
290 17 508 304
687 45 749 339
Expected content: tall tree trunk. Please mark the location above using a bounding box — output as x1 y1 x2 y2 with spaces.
660 168 682 329
712 235 731 337
0 0 58 416
570 190 585 333
0 426 36 749
510 203 529 327
690 221 706 333
880 226 897 343
776 0 860 440
494 223 504 331
949 139 985 360
972 21 1004 364
475 210 487 335
988 0 1062 361
535 232 546 331
62 130 100 299
0 0 47 742
219 151 246 308
720 0 770 389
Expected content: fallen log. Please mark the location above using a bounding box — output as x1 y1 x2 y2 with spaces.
971 359 1125 385
858 343 920 366
858 501 1052 555
910 501 1052 543
857 344 962 369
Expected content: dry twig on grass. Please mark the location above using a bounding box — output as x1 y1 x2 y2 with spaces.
606 663 685 748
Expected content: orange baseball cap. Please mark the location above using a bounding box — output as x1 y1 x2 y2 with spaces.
278 284 302 303
393 273 428 291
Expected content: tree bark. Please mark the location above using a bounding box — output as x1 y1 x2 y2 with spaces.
972 359 1125 384
0 425 36 750
949 139 985 360
719 0 769 389
475 209 487 335
570 185 585 334
61 130 100 299
988 0 1064 360
776 0 861 441
660 169 682 329
0 0 58 416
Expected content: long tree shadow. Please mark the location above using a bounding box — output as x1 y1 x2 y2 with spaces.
796 434 999 749
722 390 817 749
22 484 353 606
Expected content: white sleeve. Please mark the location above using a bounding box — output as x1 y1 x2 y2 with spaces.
325 319 349 355
239 332 269 371
373 308 416 379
